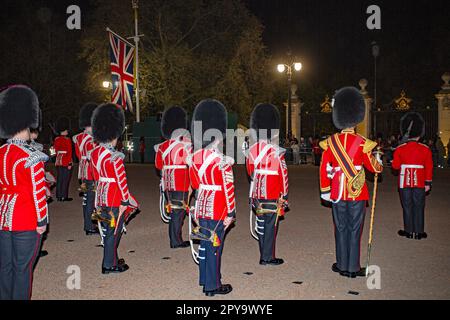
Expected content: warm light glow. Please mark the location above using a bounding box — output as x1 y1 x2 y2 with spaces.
102 81 111 89
277 64 286 73
294 62 302 71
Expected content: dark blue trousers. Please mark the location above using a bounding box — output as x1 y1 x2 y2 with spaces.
100 207 125 268
254 199 280 261
332 200 365 273
167 191 188 247
82 180 96 232
56 166 72 199
399 188 426 234
198 219 225 291
0 231 42 300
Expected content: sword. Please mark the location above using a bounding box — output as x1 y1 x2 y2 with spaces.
365 173 379 276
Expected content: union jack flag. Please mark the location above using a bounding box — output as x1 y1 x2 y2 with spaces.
108 30 135 111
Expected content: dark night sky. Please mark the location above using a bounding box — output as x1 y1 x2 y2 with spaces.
3 0 450 108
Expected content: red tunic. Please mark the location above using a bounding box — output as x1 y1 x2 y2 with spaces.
188 146 236 221
73 132 95 180
246 140 288 200
0 140 49 231
392 141 433 188
53 136 73 167
154 137 192 192
319 130 383 202
90 144 133 208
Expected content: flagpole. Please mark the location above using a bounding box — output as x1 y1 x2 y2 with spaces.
132 0 140 123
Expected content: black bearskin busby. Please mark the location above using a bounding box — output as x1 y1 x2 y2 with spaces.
92 103 125 143
79 102 98 129
332 87 365 130
161 106 188 139
0 85 40 139
400 112 425 139
191 99 227 148
56 116 71 134
250 103 280 141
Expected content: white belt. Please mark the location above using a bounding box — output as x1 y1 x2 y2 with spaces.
334 165 362 172
58 151 67 154
163 165 187 170
255 169 278 176
400 165 424 169
99 177 116 183
199 184 222 191
81 156 88 160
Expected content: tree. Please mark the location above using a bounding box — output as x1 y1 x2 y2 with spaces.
80 0 273 122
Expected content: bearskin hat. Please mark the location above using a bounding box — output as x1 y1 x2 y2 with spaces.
161 106 188 139
250 103 280 141
191 99 227 148
79 102 98 129
92 103 125 143
332 86 365 130
56 116 71 133
0 85 40 139
400 112 425 139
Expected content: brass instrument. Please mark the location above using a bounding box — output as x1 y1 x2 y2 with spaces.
91 209 116 228
190 225 221 247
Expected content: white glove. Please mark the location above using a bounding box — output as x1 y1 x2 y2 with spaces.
321 192 331 202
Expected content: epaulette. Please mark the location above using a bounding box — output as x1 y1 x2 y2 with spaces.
19 144 49 168
153 142 162 153
110 151 125 162
319 139 328 151
72 133 80 144
362 138 377 154
394 142 407 150
418 142 430 149
219 155 235 168
30 141 44 152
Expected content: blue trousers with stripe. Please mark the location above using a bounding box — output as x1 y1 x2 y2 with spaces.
198 219 225 291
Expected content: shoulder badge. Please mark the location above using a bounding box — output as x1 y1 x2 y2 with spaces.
319 139 328 151
363 138 377 154
19 144 49 168
110 151 125 162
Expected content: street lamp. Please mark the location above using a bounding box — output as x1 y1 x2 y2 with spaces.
102 81 111 89
277 61 302 138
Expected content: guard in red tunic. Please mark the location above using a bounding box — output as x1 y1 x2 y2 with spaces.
53 117 73 201
392 112 433 240
154 106 192 248
73 103 99 235
0 85 48 300
319 87 383 278
246 103 289 266
90 103 138 274
188 99 235 297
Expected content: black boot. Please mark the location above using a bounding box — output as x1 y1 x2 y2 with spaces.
205 284 232 297
39 250 48 258
415 232 427 240
102 264 129 274
398 230 413 239
332 263 349 277
260 258 284 266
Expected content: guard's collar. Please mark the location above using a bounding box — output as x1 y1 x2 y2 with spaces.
341 129 355 133
7 138 27 145
100 143 115 152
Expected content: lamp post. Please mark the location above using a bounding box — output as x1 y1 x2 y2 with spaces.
372 41 379 137
277 61 302 139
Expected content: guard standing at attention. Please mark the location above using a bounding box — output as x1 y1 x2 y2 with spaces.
154 106 192 248
392 112 433 240
73 102 99 235
53 117 73 202
246 103 289 266
0 85 49 299
188 99 236 297
319 87 383 278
